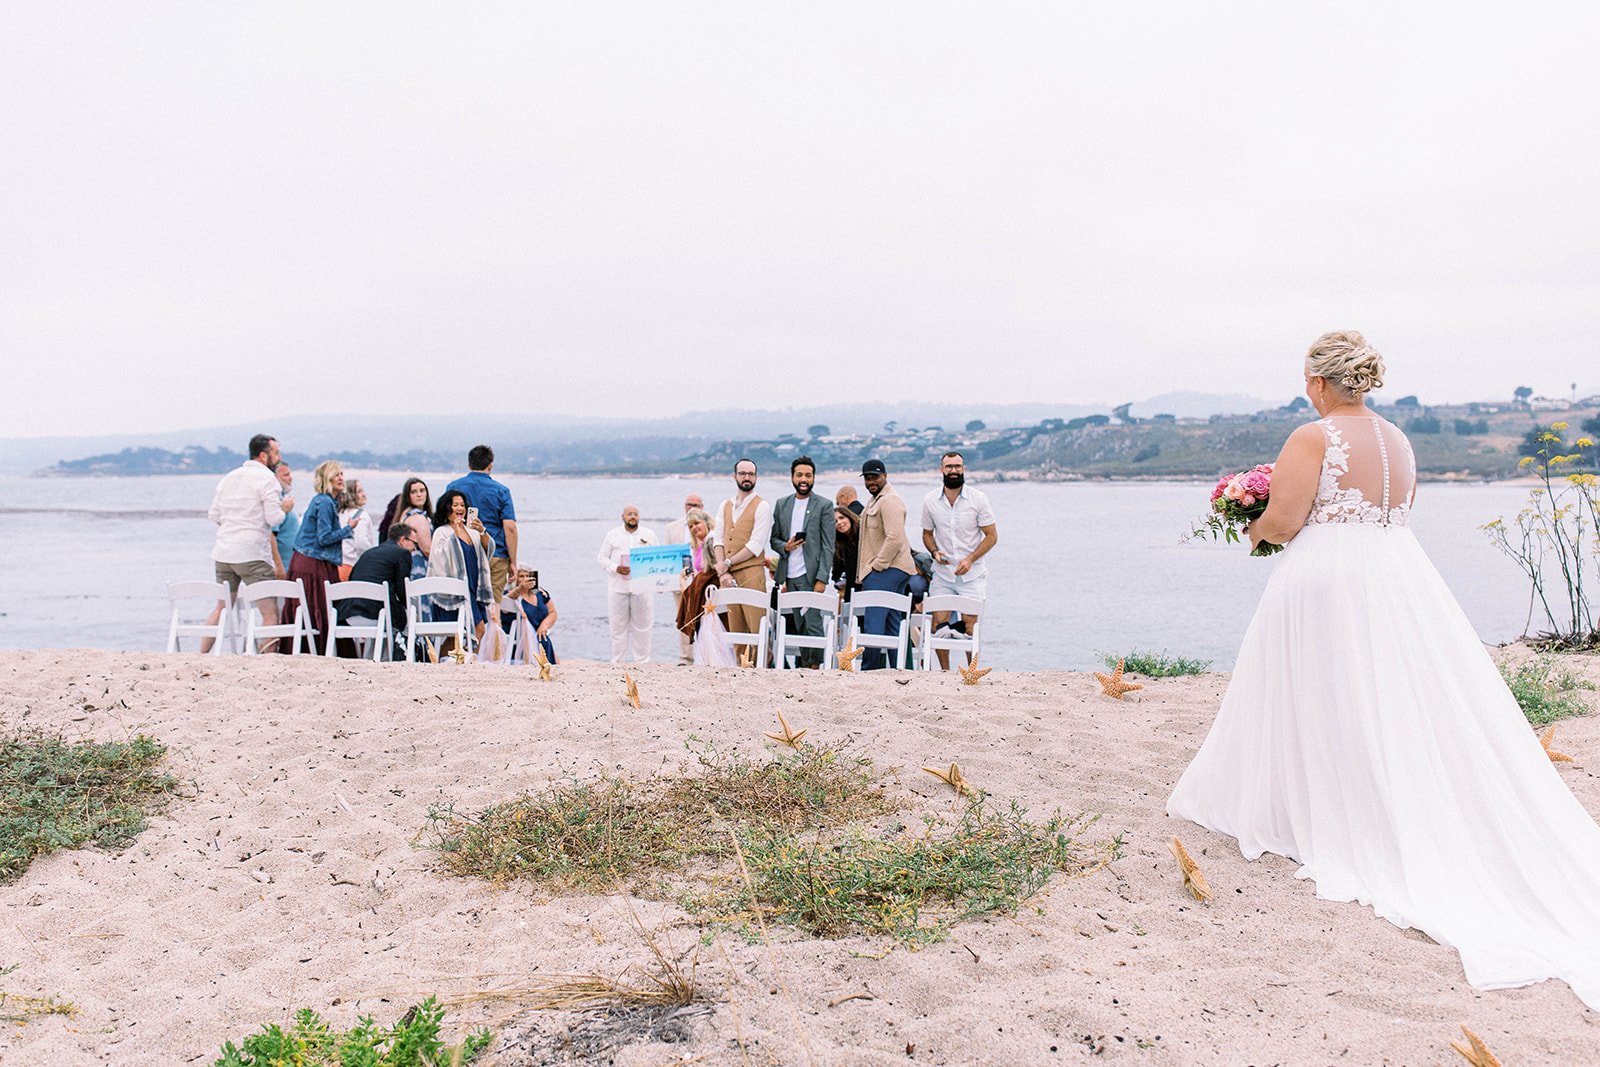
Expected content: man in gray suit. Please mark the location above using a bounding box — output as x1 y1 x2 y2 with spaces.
770 455 837 667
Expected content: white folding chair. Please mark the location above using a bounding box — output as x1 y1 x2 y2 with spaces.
497 596 527 664
845 590 914 669
324 580 393 660
774 590 838 670
709 586 772 668
238 578 315 655
166 580 231 654
918 595 985 671
403 577 471 662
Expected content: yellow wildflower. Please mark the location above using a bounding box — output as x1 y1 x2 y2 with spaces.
1551 421 1569 431
1519 456 1536 468
1577 437 1595 448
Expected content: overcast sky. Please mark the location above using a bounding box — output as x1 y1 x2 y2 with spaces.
4 4 1598 439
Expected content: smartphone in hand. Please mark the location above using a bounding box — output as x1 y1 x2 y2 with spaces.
466 506 480 525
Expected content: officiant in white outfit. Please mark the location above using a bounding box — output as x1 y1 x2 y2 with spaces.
597 504 658 664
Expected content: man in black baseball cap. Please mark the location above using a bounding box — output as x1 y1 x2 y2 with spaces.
855 458 916 668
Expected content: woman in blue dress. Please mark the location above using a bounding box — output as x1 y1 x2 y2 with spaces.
507 569 558 664
424 489 496 648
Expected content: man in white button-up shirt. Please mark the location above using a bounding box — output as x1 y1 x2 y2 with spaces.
920 450 998 669
597 504 658 664
203 433 292 650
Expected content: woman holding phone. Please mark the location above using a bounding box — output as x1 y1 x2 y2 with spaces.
425 489 497 647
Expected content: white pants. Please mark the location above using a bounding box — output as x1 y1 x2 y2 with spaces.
608 590 653 664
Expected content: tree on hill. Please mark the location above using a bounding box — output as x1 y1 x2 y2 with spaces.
1111 402 1138 424
1281 396 1310 414
1514 385 1533 406
807 424 830 437
965 419 986 432
1394 395 1420 409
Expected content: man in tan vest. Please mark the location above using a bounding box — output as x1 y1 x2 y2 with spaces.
712 458 773 665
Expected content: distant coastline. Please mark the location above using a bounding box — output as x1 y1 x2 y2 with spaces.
37 398 1599 484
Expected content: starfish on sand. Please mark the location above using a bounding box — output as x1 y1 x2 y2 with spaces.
922 761 974 797
623 670 641 709
1449 1025 1503 1067
1094 658 1143 700
1168 836 1213 902
838 643 864 671
765 710 807 749
1540 724 1575 764
447 646 468 666
958 655 992 686
534 645 554 681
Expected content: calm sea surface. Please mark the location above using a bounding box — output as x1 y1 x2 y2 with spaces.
0 473 1540 670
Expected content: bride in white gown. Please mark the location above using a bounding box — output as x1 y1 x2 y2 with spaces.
1168 331 1600 1010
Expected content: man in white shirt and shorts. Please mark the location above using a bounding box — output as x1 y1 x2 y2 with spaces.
920 450 998 670
204 433 291 650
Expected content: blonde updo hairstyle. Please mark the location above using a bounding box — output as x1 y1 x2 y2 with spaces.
1306 331 1385 401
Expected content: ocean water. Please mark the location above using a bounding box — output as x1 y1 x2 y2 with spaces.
0 472 1538 670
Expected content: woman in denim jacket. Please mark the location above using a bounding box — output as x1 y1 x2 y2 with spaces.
287 460 359 649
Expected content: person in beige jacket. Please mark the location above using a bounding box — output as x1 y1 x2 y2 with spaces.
855 459 916 669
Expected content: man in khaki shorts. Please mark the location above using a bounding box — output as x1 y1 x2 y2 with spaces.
203 433 292 650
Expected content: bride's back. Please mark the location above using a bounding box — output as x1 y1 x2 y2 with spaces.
1309 415 1416 527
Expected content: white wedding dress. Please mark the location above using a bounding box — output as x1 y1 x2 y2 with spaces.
1169 415 1600 1009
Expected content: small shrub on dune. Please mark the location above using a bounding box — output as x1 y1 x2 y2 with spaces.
1099 650 1212 678
426 739 1118 947
214 997 491 1066
1499 656 1596 726
0 732 177 884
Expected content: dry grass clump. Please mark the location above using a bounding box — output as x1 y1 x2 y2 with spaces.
664 739 903 833
0 988 78 1024
426 740 1119 947
426 777 691 893
736 802 1117 945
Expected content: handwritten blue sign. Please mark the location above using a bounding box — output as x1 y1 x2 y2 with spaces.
629 543 692 590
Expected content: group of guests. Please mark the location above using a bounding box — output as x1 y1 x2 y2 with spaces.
205 438 554 662
598 452 998 669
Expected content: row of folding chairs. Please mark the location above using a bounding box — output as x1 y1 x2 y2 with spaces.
166 577 480 661
710 587 983 671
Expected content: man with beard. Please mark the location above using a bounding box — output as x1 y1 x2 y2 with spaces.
711 458 772 664
769 456 837 668
856 458 917 669
920 451 998 669
598 504 658 664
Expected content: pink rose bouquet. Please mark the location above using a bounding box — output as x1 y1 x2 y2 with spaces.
1186 463 1282 556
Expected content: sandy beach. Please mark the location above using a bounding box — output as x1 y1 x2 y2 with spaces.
1 649 1596 1066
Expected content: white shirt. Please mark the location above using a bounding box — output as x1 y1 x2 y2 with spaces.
785 496 810 580
598 524 659 594
711 495 773 564
340 507 375 566
921 485 996 581
207 461 283 564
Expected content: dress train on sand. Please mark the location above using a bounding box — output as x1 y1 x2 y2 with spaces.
1168 416 1600 1009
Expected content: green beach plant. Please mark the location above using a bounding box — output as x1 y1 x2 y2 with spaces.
1498 656 1596 726
1099 649 1212 678
0 732 178 884
1482 423 1600 649
214 997 492 1067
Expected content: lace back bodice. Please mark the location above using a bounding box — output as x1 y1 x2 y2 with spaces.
1307 416 1416 527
